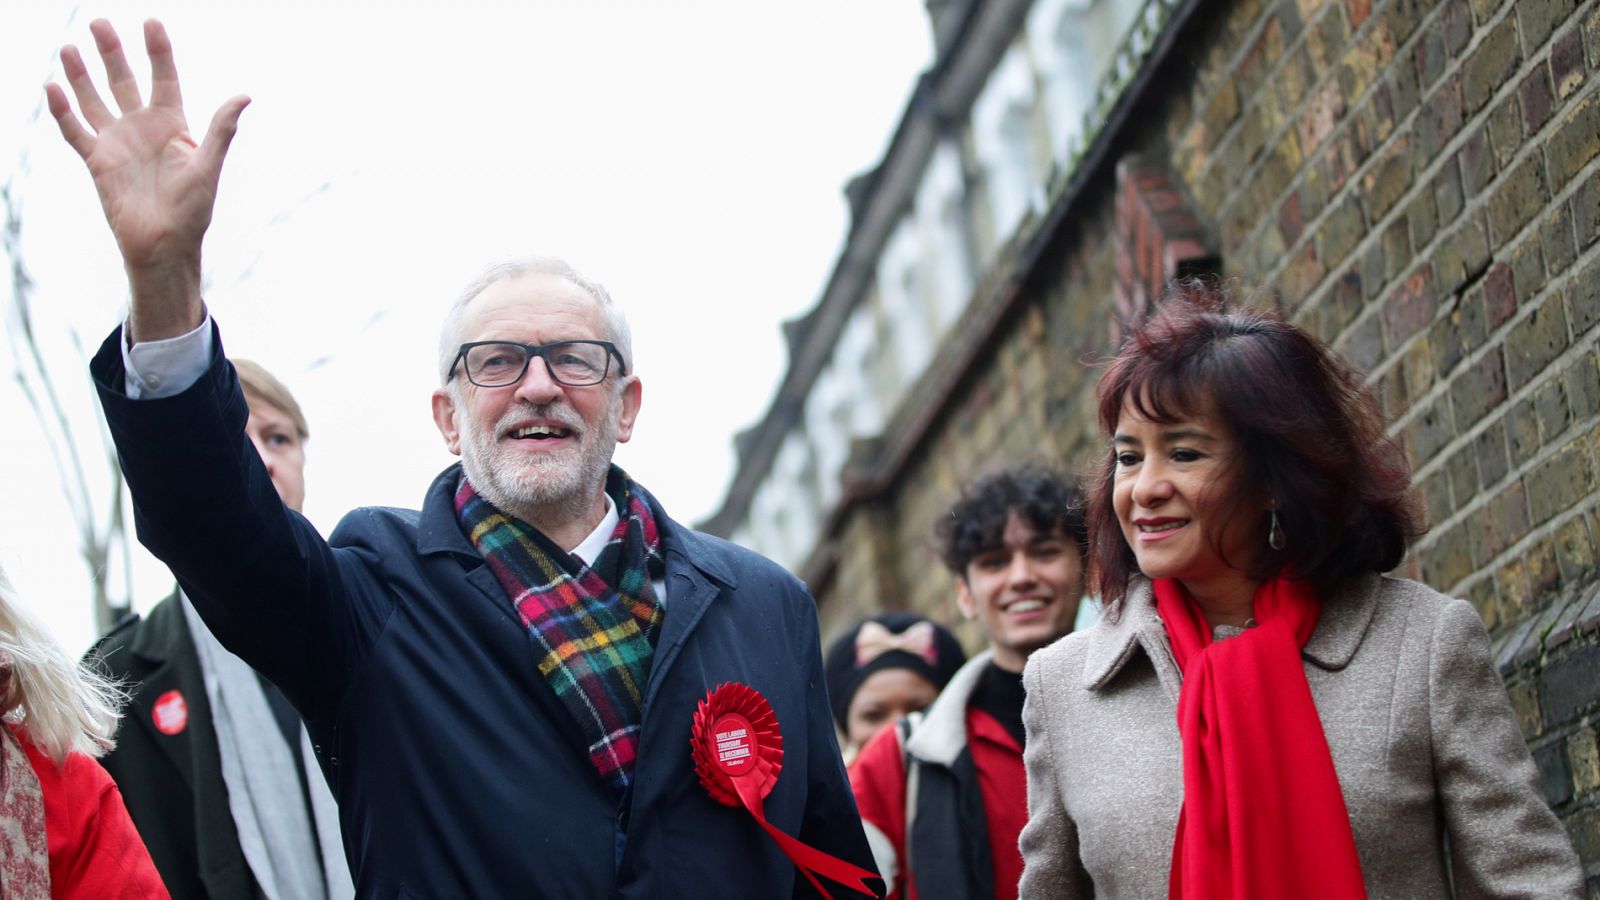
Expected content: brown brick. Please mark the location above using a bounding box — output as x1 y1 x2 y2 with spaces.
1509 398 1543 464
1509 233 1549 297
1484 260 1519 329
1425 516 1476 587
1435 157 1467 227
1387 0 1429 45
1527 537 1562 597
1459 125 1497 198
1380 366 1410 420
1435 214 1493 297
1407 190 1439 252
1545 90 1600 188
1467 0 1497 29
1478 418 1512 484
1556 513 1597 585
1280 241 1326 304
1507 676 1542 740
1344 0 1372 29
1570 725 1600 795
1497 557 1534 621
1507 294 1572 388
1446 446 1482 507
1442 0 1473 55
1522 63 1558 132
1485 480 1533 556
1403 334 1438 396
1416 24 1449 87
1535 376 1572 438
1320 196 1367 269
1339 19 1392 100
1568 270 1600 335
1362 137 1414 221
1199 78 1241 150
1339 307 1384 372
1306 1 1351 77
1551 26 1587 99
1453 345 1509 426
1360 243 1386 300
1541 201 1579 275
1517 0 1581 57
1383 263 1438 348
1416 76 1465 161
1487 153 1551 248
1567 351 1600 419
1527 436 1596 523
1276 47 1315 115
1573 179 1600 248
1464 16 1522 114
1422 469 1454 521
1587 3 1600 68
1430 303 1468 374
1458 282 1492 350
1489 93 1526 170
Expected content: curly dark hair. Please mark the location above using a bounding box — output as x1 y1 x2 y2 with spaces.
935 464 1088 576
1087 279 1425 606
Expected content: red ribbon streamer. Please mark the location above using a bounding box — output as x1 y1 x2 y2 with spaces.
691 683 880 899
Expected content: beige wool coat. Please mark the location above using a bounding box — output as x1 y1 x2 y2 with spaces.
1018 573 1585 899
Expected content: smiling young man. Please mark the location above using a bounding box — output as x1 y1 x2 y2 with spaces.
55 19 874 898
849 465 1087 900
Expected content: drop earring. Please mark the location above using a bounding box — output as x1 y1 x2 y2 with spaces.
1268 507 1286 551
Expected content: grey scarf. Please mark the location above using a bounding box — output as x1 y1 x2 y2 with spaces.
182 597 352 900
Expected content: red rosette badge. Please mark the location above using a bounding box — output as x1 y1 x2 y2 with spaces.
691 683 879 899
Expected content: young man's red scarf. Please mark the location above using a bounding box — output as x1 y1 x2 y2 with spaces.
1154 575 1367 900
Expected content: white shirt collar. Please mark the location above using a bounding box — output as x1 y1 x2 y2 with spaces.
570 492 620 565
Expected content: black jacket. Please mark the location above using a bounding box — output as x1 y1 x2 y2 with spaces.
89 594 262 899
92 324 877 899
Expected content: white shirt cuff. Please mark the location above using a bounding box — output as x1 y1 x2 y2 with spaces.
122 315 215 399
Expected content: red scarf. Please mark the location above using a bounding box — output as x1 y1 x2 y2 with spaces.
1153 576 1367 900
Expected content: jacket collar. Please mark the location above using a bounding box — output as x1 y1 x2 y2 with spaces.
904 651 993 768
1083 574 1383 691
125 588 191 665
414 462 737 590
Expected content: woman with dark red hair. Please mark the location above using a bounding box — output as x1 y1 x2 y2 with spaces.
1017 281 1583 899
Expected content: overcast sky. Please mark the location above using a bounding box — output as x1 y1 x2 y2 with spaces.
0 1 932 654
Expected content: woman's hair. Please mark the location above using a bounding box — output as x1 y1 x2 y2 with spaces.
0 565 125 763
1087 279 1424 607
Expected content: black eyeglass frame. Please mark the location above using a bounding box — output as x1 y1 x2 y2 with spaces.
447 339 629 388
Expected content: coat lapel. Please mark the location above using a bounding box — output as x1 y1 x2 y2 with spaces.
641 517 733 715
121 595 207 792
1302 573 1382 670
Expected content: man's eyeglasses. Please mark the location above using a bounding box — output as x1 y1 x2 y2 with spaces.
447 340 627 388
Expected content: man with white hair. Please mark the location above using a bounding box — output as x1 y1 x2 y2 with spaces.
51 18 876 898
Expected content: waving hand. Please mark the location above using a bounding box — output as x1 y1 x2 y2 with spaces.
46 19 249 342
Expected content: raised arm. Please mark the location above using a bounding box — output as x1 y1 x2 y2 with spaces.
46 18 248 342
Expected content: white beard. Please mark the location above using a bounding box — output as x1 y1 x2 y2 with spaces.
457 392 620 526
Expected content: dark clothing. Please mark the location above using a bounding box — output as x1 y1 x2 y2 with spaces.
91 325 875 900
88 594 264 899
849 652 1026 900
967 662 1025 748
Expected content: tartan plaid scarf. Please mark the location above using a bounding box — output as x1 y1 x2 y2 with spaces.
455 466 665 800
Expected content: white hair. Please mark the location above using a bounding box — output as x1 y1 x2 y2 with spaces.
437 256 634 386
0 566 125 764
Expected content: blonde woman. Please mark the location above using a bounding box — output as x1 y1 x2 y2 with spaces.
0 565 166 898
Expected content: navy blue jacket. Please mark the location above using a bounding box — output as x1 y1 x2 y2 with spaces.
92 326 877 899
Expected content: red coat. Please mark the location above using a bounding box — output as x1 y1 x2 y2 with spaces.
22 741 168 899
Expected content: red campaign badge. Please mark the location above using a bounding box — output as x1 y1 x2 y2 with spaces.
691 683 880 899
151 690 188 735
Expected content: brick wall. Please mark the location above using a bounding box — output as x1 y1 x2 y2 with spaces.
818 0 1600 882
